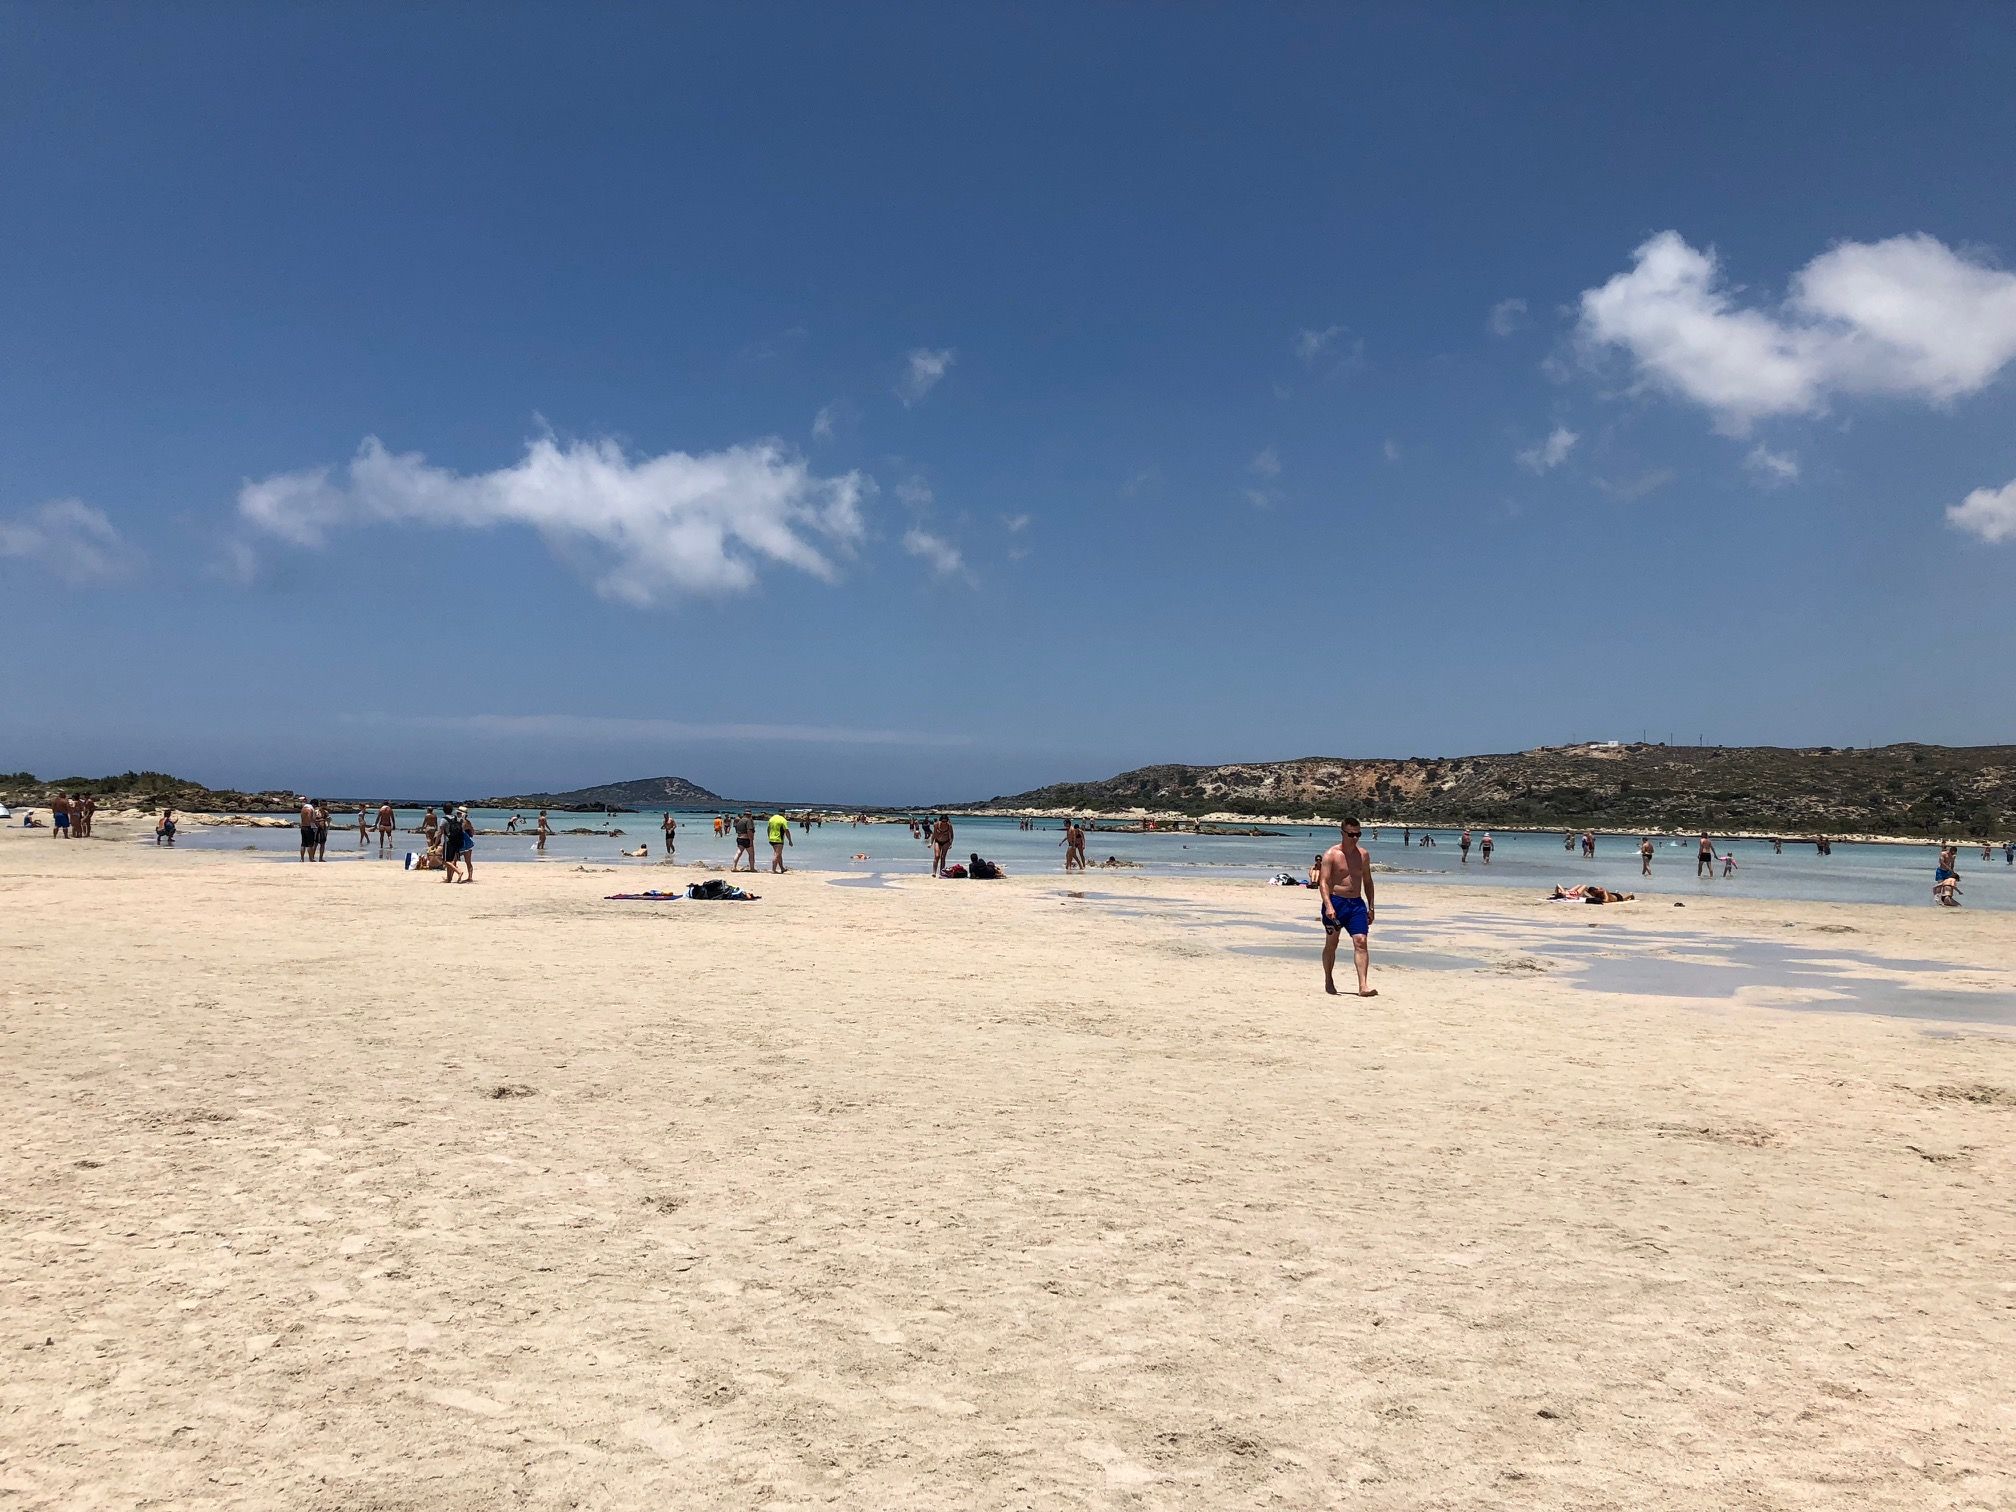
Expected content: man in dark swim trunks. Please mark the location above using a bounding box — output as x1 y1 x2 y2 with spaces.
1697 833 1716 877
1317 817 1377 997
300 798 318 862
732 811 757 872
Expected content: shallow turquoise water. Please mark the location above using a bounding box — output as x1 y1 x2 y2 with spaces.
161 807 2016 911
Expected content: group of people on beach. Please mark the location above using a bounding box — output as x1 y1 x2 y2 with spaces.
39 792 97 838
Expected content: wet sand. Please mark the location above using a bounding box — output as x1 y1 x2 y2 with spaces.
2 820 2012 1509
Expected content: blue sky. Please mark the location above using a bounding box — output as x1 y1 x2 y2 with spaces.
5 3 2014 803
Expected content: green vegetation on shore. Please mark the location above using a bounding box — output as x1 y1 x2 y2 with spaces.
970 743 2016 838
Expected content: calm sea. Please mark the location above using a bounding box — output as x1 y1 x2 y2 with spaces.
162 808 2015 911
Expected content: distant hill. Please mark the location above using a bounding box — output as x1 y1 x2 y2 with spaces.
970 743 2016 837
477 775 726 811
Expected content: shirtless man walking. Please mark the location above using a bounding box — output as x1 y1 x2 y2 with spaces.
377 801 396 852
1318 817 1376 997
300 797 319 862
661 811 677 856
732 811 757 872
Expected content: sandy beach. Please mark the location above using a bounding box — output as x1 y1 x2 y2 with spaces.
2 818 2012 1510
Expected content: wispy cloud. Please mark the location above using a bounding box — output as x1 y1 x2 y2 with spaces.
1487 297 1530 337
1002 513 1031 533
339 711 974 747
236 434 868 606
1516 426 1579 473
811 403 838 440
1382 438 1401 464
1947 478 2016 543
1594 468 1676 503
896 347 956 406
902 526 969 580
1291 325 1366 374
1578 230 2016 433
1745 445 1800 485
1249 445 1281 479
895 475 935 511
0 499 143 583
1293 325 1346 364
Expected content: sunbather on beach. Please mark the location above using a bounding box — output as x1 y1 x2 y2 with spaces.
1548 885 1635 903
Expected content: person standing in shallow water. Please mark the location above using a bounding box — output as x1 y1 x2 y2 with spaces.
1639 836 1654 876
1459 827 1472 863
1317 817 1377 998
1479 831 1494 864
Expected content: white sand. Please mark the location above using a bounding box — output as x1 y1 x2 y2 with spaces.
2 820 2011 1509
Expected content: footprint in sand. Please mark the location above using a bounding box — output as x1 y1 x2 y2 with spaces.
1077 1441 1158 1487
427 1387 506 1417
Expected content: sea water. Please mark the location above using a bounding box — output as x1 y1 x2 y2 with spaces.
163 808 2015 911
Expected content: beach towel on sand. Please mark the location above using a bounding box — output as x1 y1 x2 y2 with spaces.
605 882 759 902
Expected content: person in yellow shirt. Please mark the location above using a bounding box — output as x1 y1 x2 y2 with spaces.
767 812 793 873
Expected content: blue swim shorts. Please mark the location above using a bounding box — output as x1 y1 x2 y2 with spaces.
1322 894 1370 937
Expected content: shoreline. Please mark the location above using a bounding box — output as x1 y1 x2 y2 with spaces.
7 800 1986 849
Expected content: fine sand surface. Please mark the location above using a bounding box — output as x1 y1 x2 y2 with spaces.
2 821 2012 1510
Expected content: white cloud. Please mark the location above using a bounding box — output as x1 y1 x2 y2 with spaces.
895 476 935 511
902 526 967 579
1382 438 1401 464
0 499 143 583
1487 298 1529 337
1517 426 1579 473
1947 478 2016 543
340 710 972 747
1293 325 1346 363
237 435 868 606
1745 445 1800 485
1241 487 1273 510
1002 513 1030 533
896 347 956 406
811 403 837 440
1249 445 1281 478
1578 230 2016 432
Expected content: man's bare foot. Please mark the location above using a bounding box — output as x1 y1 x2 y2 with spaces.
1357 988 1378 997
1324 981 1338 995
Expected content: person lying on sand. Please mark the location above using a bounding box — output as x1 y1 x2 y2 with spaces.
622 844 652 858
1548 885 1635 904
